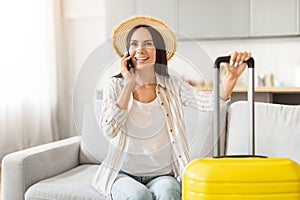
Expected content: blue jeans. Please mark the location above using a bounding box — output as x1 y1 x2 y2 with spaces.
111 171 181 200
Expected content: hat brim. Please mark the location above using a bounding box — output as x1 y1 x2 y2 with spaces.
112 15 177 61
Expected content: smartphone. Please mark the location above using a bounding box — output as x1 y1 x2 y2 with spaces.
126 52 134 71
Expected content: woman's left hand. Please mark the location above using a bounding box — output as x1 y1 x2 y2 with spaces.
223 51 252 79
220 51 252 100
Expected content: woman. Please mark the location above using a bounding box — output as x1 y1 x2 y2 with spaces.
93 16 251 200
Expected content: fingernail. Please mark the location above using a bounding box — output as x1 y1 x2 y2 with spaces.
230 61 234 66
239 61 243 65
234 62 238 67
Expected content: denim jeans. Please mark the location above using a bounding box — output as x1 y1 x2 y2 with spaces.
111 171 181 200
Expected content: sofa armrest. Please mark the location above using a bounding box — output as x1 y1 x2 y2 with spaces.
1 136 81 200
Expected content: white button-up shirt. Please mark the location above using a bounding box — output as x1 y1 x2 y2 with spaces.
92 73 227 198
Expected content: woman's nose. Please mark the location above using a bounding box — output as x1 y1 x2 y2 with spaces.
135 47 144 53
136 43 143 50
138 42 151 50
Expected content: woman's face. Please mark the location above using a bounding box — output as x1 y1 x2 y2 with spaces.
128 27 156 70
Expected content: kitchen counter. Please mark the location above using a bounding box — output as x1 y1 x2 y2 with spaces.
233 87 300 93
193 83 300 105
231 87 300 105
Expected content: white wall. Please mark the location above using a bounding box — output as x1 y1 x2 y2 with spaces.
199 38 300 87
62 0 106 84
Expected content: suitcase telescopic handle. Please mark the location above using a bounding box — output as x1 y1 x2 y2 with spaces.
213 56 255 157
214 56 254 69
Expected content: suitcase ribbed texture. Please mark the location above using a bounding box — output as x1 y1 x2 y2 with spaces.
182 157 300 199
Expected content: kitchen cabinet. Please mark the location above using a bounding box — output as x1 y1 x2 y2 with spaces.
178 0 249 39
105 0 300 40
135 0 177 31
105 0 136 38
178 0 300 39
105 0 177 38
250 0 300 37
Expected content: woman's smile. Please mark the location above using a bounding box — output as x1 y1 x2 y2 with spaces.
135 56 149 63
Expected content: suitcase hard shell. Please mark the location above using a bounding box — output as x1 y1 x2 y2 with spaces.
182 157 300 199
182 56 300 199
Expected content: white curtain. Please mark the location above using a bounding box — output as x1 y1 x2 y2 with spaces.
0 0 74 162
52 0 76 141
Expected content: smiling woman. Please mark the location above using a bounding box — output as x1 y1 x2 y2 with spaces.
92 15 251 200
0 0 59 161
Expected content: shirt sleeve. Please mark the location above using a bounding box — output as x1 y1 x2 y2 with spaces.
177 77 228 112
99 78 129 138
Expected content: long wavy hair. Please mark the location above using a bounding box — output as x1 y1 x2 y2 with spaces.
114 25 169 78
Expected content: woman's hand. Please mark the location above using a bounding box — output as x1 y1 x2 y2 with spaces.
121 52 136 90
115 52 136 110
223 51 252 79
221 51 252 100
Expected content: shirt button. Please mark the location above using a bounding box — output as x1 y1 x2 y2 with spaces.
179 155 181 158
161 102 164 105
166 113 169 117
170 129 173 132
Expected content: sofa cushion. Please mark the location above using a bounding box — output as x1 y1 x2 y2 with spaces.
226 101 300 164
25 165 106 200
183 104 227 159
79 101 107 165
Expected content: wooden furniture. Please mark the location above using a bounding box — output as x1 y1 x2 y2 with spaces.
231 87 300 105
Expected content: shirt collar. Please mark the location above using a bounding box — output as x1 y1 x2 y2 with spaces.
155 73 167 89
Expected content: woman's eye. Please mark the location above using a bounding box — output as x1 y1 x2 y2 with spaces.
145 42 153 47
130 42 137 47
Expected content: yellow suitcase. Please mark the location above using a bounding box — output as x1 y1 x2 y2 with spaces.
182 57 300 199
182 156 300 199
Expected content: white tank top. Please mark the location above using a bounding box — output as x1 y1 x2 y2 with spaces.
122 97 173 176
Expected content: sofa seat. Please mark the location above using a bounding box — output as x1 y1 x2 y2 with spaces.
25 165 105 200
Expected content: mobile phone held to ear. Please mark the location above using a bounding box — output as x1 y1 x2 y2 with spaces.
126 52 134 71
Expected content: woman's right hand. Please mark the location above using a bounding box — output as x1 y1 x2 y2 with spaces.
116 52 136 110
121 52 136 90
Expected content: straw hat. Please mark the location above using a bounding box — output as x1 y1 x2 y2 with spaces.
112 15 177 61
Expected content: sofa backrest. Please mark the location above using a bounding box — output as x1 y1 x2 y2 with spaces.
79 100 227 164
226 101 300 164
79 100 107 164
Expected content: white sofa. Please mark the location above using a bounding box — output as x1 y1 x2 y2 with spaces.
1 101 300 200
